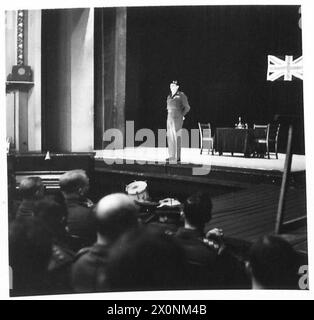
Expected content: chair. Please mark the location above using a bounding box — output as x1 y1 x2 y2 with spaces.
253 123 281 159
198 122 214 155
253 124 268 157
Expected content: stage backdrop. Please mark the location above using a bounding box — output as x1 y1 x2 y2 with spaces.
123 5 304 154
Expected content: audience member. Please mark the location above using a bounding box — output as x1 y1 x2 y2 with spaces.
106 228 188 291
9 218 52 296
176 192 250 289
8 182 304 295
174 192 223 288
15 177 45 220
71 193 139 293
34 195 75 294
248 235 300 289
59 170 96 248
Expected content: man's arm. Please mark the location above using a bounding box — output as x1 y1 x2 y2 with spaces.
181 93 191 116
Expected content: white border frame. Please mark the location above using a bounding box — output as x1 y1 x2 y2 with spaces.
1 0 313 300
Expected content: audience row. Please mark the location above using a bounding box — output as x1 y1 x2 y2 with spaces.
9 170 305 296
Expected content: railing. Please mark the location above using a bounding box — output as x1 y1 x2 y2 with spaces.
275 116 306 234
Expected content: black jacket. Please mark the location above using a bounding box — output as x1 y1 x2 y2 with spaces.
65 196 96 248
71 243 110 293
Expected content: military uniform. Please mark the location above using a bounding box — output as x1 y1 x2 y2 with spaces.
175 228 250 289
65 196 96 250
166 91 190 160
71 243 110 293
47 240 76 294
174 227 222 289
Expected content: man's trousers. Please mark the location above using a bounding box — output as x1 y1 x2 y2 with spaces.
167 114 183 160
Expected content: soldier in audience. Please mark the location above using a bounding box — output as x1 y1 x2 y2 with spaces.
15 176 45 220
71 193 139 293
59 169 96 249
173 192 223 288
9 218 52 296
247 235 300 289
105 227 188 291
34 195 75 294
176 192 249 289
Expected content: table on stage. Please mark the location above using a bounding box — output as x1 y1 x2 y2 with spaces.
214 128 255 157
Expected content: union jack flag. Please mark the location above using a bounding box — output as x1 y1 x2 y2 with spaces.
267 55 303 81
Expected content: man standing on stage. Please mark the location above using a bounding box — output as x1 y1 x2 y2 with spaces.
166 80 191 162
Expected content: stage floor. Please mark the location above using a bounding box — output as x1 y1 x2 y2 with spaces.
95 147 306 173
94 148 307 251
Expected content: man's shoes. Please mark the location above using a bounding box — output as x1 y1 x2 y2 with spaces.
165 157 177 163
165 157 181 163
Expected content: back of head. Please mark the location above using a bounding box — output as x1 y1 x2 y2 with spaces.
34 195 68 236
59 169 89 196
9 218 52 295
106 228 187 291
249 235 299 289
19 176 44 200
9 218 52 270
184 192 212 229
95 193 139 242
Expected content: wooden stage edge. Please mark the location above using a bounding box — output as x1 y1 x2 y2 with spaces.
95 148 306 189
